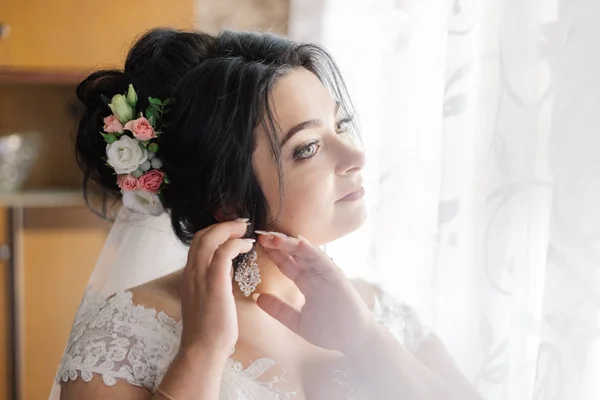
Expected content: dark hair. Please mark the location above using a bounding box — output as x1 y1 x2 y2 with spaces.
76 28 357 245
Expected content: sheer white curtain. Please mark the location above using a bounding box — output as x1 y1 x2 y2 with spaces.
290 0 600 399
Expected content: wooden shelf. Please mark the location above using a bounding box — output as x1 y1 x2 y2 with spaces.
0 189 84 208
0 67 86 85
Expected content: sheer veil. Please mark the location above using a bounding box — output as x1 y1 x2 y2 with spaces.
48 206 189 399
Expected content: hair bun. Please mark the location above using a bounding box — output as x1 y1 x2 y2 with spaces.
76 70 128 109
74 28 216 218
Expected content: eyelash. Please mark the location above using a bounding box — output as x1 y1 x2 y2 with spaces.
293 140 320 160
335 117 353 134
292 116 354 161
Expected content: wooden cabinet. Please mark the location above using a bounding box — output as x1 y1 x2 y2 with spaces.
20 207 110 400
0 212 8 400
2 204 110 400
0 0 195 70
0 81 112 399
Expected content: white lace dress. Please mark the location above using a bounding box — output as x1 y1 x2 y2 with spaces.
55 288 431 399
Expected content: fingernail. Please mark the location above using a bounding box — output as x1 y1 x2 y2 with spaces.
235 217 250 223
251 293 260 301
269 231 288 238
255 230 273 236
297 235 309 242
243 238 256 243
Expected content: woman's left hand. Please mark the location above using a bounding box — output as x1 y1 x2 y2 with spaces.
255 232 379 354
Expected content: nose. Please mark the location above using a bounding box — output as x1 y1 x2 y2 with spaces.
335 136 366 176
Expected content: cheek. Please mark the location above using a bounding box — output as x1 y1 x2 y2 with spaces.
278 166 333 227
261 168 329 219
251 143 335 234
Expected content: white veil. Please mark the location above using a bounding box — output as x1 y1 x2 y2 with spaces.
48 206 189 399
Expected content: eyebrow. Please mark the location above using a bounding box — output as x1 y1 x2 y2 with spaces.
280 102 341 146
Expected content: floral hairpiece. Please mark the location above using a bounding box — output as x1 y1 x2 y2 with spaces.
100 84 173 216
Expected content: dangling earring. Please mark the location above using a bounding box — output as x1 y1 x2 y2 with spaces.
234 247 261 296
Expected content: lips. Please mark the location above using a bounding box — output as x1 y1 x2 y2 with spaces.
338 186 365 202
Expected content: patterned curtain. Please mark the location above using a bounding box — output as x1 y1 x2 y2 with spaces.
289 0 600 398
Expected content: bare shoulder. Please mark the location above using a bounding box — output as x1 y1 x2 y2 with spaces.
127 270 183 322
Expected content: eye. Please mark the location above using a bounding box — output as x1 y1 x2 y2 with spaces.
335 117 353 134
293 140 320 160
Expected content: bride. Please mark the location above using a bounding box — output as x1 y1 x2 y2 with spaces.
51 28 481 399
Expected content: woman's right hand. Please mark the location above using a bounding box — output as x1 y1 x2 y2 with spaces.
178 219 253 359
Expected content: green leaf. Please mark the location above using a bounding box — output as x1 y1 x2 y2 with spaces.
163 98 175 106
138 141 147 150
150 103 162 114
100 132 117 144
164 174 170 184
148 115 157 127
148 97 163 106
145 107 157 121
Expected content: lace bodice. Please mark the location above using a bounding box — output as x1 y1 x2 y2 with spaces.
55 287 431 399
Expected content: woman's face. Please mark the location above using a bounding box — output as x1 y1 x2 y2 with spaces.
252 67 366 245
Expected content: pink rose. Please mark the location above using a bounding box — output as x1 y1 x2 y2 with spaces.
117 174 138 191
124 114 157 141
103 115 124 133
137 170 165 194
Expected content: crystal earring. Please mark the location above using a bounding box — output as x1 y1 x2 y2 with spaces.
234 247 261 296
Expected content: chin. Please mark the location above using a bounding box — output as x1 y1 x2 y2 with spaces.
347 203 368 231
321 202 368 244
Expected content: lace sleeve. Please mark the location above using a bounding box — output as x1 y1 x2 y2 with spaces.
372 290 432 354
55 289 181 392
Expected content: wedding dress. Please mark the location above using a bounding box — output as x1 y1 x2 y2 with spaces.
49 208 431 399
53 286 430 399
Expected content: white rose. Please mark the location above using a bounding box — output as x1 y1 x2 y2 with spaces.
122 190 164 216
106 136 148 174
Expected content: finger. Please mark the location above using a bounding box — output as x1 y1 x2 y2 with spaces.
187 221 222 257
262 247 327 296
183 231 208 293
184 226 216 280
259 234 336 278
199 220 250 252
256 293 301 334
258 234 322 262
261 247 303 281
190 220 250 277
208 238 255 284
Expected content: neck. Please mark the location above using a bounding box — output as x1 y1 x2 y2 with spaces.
232 245 304 309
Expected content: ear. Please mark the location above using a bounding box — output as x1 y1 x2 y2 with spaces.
213 206 238 223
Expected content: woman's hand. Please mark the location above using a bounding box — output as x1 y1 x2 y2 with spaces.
256 233 481 400
178 219 253 359
255 232 379 354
